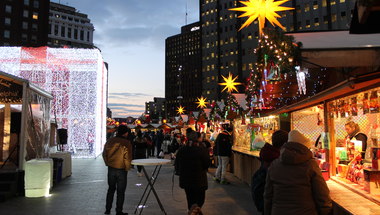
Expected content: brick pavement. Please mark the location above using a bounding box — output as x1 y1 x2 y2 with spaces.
0 157 257 215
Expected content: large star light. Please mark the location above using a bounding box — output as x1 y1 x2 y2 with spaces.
219 73 242 93
177 105 186 114
196 96 209 109
230 0 293 35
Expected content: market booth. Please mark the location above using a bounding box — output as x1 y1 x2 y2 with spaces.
0 71 54 198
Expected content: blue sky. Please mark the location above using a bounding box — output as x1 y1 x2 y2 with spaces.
55 0 199 118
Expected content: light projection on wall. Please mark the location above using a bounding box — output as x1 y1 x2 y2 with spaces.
0 47 108 158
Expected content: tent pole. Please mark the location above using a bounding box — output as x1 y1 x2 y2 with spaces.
18 83 28 171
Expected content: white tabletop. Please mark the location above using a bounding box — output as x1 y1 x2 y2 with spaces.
131 158 171 166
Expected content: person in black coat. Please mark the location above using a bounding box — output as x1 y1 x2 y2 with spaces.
175 131 210 213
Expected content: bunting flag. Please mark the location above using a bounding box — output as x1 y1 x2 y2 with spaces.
180 114 188 122
217 100 225 110
175 116 180 122
232 93 248 110
204 108 212 118
193 111 200 119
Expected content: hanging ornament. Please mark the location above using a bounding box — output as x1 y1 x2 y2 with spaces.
295 66 308 95
176 105 186 115
229 0 294 35
196 96 208 109
219 72 242 93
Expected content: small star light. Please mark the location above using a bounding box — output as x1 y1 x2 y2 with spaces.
229 0 293 35
177 105 186 114
219 72 242 93
196 96 209 109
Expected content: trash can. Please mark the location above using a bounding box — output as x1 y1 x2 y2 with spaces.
51 158 63 185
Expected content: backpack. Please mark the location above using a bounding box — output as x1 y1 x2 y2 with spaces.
251 166 267 212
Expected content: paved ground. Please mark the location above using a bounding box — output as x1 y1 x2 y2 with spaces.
0 156 258 215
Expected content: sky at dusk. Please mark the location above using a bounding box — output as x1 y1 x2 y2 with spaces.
53 0 199 118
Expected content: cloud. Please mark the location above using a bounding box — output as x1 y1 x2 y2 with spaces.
108 103 145 108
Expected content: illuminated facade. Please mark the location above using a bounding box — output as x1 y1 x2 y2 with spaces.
0 47 108 158
165 22 202 117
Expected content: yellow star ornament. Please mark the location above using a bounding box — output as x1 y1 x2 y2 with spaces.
229 0 293 35
219 73 242 93
176 105 186 114
196 96 208 109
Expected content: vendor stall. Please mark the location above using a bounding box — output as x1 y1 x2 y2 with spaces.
0 71 52 170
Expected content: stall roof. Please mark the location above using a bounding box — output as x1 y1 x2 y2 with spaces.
270 71 380 115
287 31 380 50
0 70 53 99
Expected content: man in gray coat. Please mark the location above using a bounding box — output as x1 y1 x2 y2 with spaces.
264 130 332 215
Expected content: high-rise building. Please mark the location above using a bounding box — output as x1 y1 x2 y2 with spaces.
48 2 94 48
280 0 355 32
201 0 258 102
165 22 202 118
145 97 166 123
0 0 50 47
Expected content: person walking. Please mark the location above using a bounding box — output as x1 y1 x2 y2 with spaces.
133 130 148 177
102 125 133 215
264 130 332 215
213 125 233 184
175 131 210 215
251 130 288 213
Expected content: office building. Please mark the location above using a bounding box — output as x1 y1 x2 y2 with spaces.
280 0 355 32
145 97 166 123
165 22 202 117
0 0 49 47
48 2 94 48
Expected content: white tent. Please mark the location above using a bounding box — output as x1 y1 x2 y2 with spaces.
0 71 53 170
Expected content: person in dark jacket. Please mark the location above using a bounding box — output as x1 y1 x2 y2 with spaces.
264 130 332 215
102 125 132 215
175 131 210 214
251 130 288 213
133 130 147 177
213 126 233 184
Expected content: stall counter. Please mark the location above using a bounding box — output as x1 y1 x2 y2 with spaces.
232 147 261 185
327 180 380 215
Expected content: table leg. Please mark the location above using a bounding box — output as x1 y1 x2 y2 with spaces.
134 165 167 215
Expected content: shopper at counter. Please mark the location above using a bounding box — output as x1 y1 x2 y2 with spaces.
252 130 288 213
345 121 368 159
213 125 233 184
264 130 332 215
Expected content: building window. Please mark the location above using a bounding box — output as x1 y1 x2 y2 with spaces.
61 26 65 37
33 0 39 8
313 1 319 10
22 21 28 29
23 10 29 18
322 0 327 7
332 14 337 22
304 4 310 12
331 1 336 6
32 12 38 20
4 30 10 39
340 0 345 2
323 16 328 24
74 29 78 39
31 35 37 43
22 34 28 41
5 5 12 13
4 18 11 25
68 28 72 38
314 18 320 26
32 23 37 31
24 0 29 5
54 25 58 35
306 20 310 28
296 5 301 13
80 30 84 40
87 31 90 41
341 11 346 19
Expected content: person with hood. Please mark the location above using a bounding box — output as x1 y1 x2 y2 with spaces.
175 131 210 215
102 125 132 215
251 130 288 213
264 130 332 215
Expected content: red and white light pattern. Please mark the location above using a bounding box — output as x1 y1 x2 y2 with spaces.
0 47 108 158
